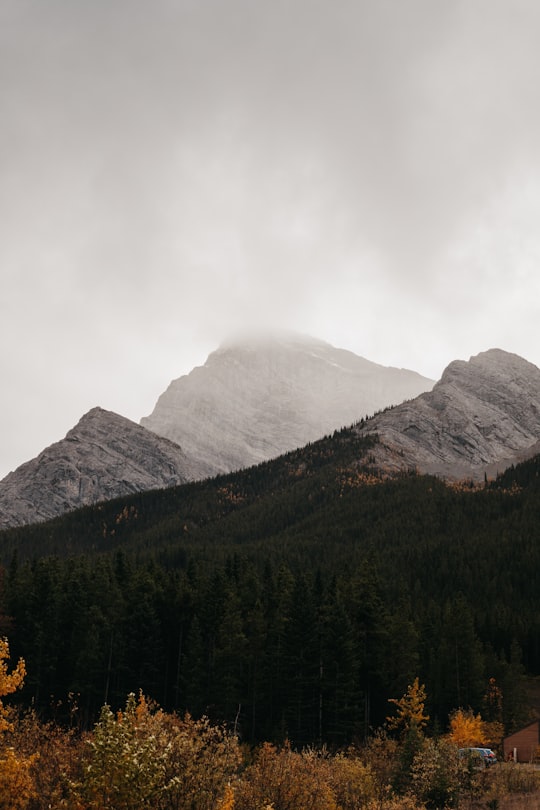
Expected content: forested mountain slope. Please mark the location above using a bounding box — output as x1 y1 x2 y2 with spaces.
1 426 539 745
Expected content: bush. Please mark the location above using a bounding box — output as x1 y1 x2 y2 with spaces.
0 748 36 810
232 742 338 810
328 751 375 809
77 693 241 810
411 738 462 809
3 708 85 810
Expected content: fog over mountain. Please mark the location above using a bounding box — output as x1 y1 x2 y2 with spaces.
141 333 434 476
0 335 432 528
3 3 540 483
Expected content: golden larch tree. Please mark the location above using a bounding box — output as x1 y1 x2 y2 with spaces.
387 677 430 736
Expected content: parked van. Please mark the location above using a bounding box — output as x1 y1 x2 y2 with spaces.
458 747 497 767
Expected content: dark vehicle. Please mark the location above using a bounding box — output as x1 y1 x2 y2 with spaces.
458 747 497 767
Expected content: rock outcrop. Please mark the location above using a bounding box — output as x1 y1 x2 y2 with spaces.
140 332 434 476
0 408 197 527
358 349 540 480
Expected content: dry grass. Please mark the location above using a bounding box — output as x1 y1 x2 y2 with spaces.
455 792 540 810
464 764 540 810
505 797 540 810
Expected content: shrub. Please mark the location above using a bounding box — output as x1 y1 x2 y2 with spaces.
78 692 241 810
328 751 375 809
233 742 338 810
4 709 85 810
411 737 462 809
0 748 36 810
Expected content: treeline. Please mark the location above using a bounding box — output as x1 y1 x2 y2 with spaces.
0 539 528 744
0 427 540 742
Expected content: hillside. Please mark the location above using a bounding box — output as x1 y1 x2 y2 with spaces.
1 425 539 743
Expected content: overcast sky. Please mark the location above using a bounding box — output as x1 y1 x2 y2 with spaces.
2 0 540 478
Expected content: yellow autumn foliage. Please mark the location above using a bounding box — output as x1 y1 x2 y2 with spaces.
387 677 429 735
447 708 485 748
216 783 235 810
0 638 26 733
0 748 37 810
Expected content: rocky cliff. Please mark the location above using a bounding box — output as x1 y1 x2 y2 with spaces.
358 349 540 480
0 408 197 527
141 333 434 476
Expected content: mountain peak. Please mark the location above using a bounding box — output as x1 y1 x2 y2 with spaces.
141 336 434 476
441 348 537 381
0 407 196 528
359 349 540 480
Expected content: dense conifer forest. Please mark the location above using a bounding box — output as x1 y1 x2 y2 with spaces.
0 425 539 745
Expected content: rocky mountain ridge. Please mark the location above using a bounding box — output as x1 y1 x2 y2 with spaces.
2 338 540 530
357 348 540 480
0 408 198 528
140 333 433 475
0 334 433 528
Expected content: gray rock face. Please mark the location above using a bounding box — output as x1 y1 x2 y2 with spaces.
0 408 197 527
0 335 434 530
141 333 434 476
2 343 539 530
358 349 540 480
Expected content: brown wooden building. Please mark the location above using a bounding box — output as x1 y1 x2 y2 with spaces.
503 721 540 763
